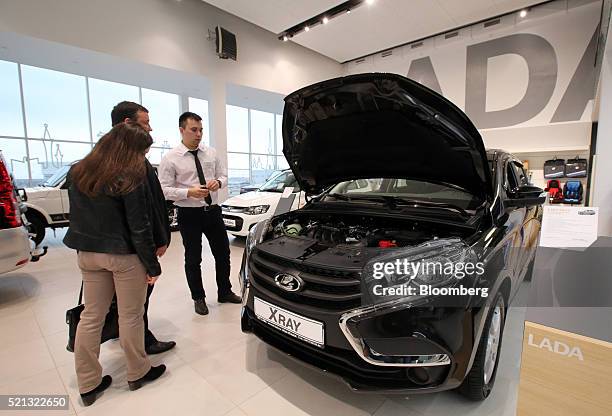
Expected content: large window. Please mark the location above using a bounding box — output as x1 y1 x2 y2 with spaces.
21 65 90 141
141 88 180 148
0 60 24 137
275 114 289 170
89 78 139 140
0 59 209 185
226 105 285 195
141 88 181 166
188 97 210 147
227 105 249 152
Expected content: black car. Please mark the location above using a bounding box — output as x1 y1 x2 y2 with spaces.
239 73 544 400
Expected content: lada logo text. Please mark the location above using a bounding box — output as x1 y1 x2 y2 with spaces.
528 333 584 361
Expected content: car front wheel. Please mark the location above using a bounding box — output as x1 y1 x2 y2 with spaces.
458 292 506 401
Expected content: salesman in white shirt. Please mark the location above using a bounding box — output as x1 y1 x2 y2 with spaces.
158 112 241 316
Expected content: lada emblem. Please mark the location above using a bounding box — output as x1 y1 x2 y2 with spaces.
274 273 304 292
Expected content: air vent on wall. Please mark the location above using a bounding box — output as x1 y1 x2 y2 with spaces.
444 31 459 39
410 41 424 49
355 58 366 65
381 50 393 58
484 18 501 28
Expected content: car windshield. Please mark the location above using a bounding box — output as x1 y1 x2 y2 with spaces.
325 178 482 210
259 171 300 193
42 164 71 187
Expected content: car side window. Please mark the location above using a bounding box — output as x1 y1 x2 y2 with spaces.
506 161 528 193
506 162 519 191
511 162 529 186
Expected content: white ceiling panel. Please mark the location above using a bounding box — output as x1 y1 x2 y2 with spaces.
203 0 342 34
203 0 569 62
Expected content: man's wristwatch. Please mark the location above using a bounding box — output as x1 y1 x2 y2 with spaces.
216 179 222 188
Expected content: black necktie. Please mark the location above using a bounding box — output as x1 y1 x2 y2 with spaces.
189 150 213 205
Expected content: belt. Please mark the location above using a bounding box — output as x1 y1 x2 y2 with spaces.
178 204 219 211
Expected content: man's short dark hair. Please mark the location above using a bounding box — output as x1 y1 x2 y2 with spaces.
179 112 202 128
111 101 148 126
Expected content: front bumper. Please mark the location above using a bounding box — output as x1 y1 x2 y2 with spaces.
222 212 269 236
241 280 474 393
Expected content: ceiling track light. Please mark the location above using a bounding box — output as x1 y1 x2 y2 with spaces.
278 0 369 41
519 9 528 18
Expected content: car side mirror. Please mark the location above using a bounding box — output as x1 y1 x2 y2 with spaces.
16 188 28 202
507 185 546 208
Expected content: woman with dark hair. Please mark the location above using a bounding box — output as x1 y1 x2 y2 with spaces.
64 123 166 406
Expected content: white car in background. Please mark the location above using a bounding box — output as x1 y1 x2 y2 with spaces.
221 170 305 237
21 164 72 245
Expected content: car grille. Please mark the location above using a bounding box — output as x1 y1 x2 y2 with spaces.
249 250 362 311
222 205 247 213
222 214 244 231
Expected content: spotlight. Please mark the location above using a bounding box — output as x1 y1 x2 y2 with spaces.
519 9 527 18
346 9 351 14
322 16 329 24
366 0 375 4
304 25 310 32
282 35 288 41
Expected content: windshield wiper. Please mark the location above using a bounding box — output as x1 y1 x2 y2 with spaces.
381 196 470 217
326 193 352 201
326 193 470 217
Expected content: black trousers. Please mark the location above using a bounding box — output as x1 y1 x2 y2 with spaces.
177 205 232 300
143 283 156 346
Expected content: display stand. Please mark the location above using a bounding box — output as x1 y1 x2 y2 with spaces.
517 238 612 415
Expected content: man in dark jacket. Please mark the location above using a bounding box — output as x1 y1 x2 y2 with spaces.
111 101 175 355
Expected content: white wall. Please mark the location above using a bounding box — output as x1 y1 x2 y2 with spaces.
592 19 612 236
344 0 600 154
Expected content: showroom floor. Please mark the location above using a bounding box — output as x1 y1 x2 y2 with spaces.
0 229 526 416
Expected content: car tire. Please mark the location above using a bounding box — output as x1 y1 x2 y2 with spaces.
458 292 506 401
26 213 46 246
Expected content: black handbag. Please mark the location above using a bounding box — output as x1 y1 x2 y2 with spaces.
66 283 120 352
565 157 588 178
543 157 566 179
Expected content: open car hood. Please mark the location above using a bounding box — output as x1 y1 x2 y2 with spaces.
282 73 493 200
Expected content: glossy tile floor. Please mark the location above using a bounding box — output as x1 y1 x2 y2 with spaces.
0 229 526 415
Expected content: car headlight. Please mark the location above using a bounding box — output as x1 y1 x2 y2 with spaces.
363 238 480 304
242 219 271 291
244 205 269 215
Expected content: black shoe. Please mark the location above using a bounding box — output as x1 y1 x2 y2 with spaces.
145 340 176 355
128 364 166 391
194 299 209 315
218 292 241 304
81 375 112 406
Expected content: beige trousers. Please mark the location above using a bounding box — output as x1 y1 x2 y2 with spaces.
74 252 151 393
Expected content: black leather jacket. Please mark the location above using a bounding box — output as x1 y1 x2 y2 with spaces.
63 171 162 277
145 160 171 249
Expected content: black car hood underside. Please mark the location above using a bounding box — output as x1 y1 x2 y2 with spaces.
282 73 493 200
